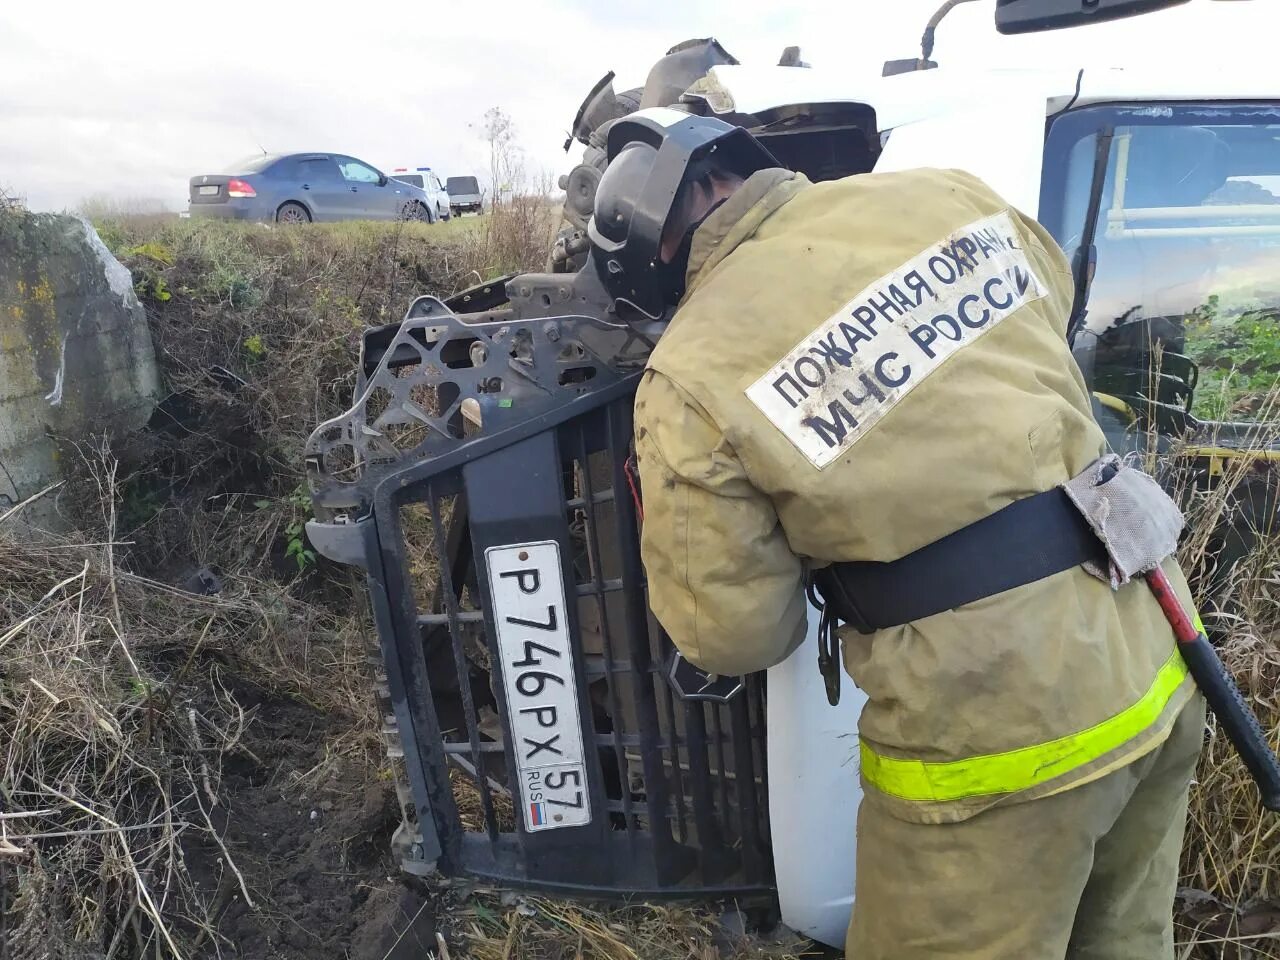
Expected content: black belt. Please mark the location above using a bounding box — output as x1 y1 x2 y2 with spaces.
808 487 1108 704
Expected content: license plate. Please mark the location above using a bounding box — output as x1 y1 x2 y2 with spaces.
197 185 219 196
485 540 591 832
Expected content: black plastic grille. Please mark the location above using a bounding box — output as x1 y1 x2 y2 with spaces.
386 394 772 896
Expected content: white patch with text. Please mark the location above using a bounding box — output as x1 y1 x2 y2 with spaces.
745 210 1046 468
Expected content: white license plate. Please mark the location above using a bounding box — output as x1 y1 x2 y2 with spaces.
197 185 219 196
485 540 591 832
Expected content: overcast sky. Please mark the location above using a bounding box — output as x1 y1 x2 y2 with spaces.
1 0 1275 212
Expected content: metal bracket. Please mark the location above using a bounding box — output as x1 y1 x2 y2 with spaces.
305 514 373 568
306 294 658 515
667 650 745 703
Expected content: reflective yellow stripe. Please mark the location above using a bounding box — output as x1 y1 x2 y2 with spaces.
1193 611 1206 635
860 650 1190 802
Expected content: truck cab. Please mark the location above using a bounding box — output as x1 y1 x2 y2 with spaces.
307 22 1280 955
694 57 1280 945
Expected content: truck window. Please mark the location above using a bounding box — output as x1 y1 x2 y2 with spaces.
1040 103 1280 422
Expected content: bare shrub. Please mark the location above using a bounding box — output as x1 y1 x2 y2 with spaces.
449 192 561 283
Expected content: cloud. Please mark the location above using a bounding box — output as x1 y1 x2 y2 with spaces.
2 0 1276 212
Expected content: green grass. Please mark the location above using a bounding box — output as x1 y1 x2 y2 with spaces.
431 212 488 237
1183 297 1280 420
310 212 484 242
96 214 475 259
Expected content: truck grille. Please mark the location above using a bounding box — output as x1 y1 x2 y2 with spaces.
305 298 774 897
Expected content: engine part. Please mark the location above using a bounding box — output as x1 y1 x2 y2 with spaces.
561 163 602 232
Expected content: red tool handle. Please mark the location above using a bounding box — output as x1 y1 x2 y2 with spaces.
1144 567 1202 644
1146 567 1280 813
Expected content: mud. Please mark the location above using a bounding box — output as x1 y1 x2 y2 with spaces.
184 687 434 959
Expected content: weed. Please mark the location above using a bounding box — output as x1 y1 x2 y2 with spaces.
1 444 378 958
243 332 266 359
283 485 317 572
125 241 175 266
118 480 163 530
122 241 176 303
284 517 316 571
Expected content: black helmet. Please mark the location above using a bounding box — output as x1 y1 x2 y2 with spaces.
587 108 779 317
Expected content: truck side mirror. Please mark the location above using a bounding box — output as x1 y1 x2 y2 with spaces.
995 0 1191 34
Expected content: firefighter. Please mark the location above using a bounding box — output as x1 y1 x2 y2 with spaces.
587 108 1205 959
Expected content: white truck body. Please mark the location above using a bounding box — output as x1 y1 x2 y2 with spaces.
702 59 1280 947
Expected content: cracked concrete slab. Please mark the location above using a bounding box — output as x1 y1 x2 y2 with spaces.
0 207 160 527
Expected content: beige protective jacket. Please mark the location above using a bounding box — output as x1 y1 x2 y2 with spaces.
634 167 1196 823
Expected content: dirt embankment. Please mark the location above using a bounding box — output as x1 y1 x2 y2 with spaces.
5 203 1280 960
1 214 501 960
2 208 805 960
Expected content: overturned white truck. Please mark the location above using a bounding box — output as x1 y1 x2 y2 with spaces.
306 1 1280 948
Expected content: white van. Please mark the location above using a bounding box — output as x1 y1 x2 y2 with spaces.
387 166 451 222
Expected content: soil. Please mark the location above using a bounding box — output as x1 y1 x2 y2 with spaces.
183 684 436 960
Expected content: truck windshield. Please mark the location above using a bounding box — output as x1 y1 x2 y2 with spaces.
447 176 479 194
1040 103 1280 422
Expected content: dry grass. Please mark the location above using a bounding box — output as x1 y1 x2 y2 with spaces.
444 195 564 282
443 775 810 959
449 768 514 835
454 892 811 960
79 200 559 584
1158 389 1280 958
0 446 376 959
28 202 1280 958
2 204 576 958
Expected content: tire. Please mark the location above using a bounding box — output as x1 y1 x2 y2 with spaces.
276 201 311 224
401 201 431 223
450 207 461 219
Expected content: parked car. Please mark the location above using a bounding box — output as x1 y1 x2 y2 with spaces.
445 176 484 216
388 166 451 221
188 153 437 223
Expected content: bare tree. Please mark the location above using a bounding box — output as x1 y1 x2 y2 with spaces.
476 107 524 208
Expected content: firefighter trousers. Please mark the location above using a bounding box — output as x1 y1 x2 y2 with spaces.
847 695 1205 959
